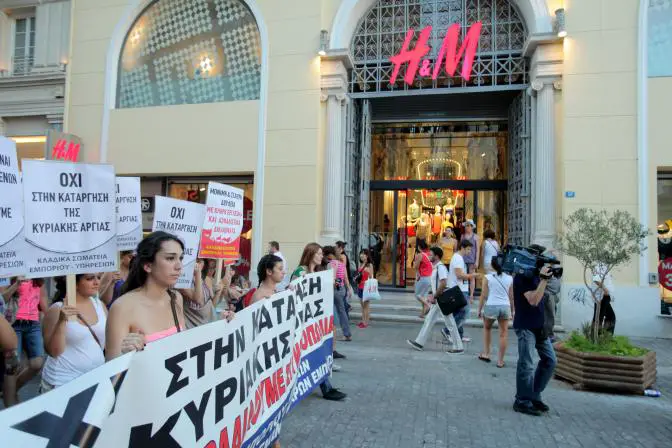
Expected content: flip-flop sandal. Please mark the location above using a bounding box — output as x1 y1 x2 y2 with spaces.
496 362 505 368
478 354 491 363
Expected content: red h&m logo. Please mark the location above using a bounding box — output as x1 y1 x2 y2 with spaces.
389 22 483 86
51 139 81 162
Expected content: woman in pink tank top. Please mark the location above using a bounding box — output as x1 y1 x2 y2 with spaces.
2 278 47 407
105 231 188 359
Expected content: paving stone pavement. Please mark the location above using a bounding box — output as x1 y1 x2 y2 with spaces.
2 323 671 447
279 322 672 448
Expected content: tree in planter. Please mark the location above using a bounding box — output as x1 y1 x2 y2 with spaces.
558 208 649 343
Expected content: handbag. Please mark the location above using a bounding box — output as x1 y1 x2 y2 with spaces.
362 279 381 301
435 271 468 316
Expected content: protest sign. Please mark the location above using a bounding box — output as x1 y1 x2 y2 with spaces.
152 196 205 288
115 177 142 251
21 160 117 278
46 130 84 162
0 137 26 278
0 272 334 448
199 182 244 260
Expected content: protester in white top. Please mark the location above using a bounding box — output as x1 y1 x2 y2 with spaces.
477 255 513 367
448 240 480 343
407 247 464 353
41 274 107 391
268 241 289 291
482 229 501 274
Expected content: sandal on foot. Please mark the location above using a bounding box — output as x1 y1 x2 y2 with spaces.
496 362 505 368
478 354 491 363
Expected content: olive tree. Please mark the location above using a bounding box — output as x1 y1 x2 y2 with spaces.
558 208 649 343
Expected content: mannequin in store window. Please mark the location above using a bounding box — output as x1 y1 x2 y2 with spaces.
418 212 431 243
432 205 443 243
408 199 421 222
443 196 455 216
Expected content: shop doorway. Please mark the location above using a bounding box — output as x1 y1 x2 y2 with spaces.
370 186 506 288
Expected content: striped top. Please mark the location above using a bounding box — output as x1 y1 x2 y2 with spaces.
329 260 346 282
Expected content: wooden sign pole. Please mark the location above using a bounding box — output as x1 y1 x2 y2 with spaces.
66 274 77 319
215 259 224 282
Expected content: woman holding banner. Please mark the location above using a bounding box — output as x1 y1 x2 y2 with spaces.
2 277 48 407
40 274 107 392
180 259 235 329
105 231 187 358
290 243 347 402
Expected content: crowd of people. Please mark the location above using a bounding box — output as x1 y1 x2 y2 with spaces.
0 222 614 425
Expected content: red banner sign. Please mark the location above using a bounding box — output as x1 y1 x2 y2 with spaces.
389 22 483 86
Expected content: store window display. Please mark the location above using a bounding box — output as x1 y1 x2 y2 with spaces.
657 175 672 315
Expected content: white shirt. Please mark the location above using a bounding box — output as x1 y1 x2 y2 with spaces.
42 297 106 387
430 262 449 295
274 251 289 291
448 252 469 293
483 239 500 271
484 273 513 306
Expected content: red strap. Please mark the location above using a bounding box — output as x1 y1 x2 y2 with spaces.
243 288 257 308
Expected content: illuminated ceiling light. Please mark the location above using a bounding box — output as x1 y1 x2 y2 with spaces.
481 153 486 157
10 136 47 144
555 8 567 38
318 29 329 56
199 55 213 73
130 28 142 45
199 187 206 192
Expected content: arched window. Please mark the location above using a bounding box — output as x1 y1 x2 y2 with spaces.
350 0 528 94
117 0 261 108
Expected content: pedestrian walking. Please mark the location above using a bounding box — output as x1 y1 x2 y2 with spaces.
477 256 513 368
448 240 479 343
413 239 433 317
355 249 374 328
323 246 353 342
2 277 47 407
460 219 480 302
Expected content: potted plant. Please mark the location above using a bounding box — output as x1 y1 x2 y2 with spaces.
555 208 655 393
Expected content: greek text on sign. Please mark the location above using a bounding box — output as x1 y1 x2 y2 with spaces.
0 137 26 277
152 196 205 288
21 160 117 278
199 182 244 260
0 272 334 448
115 177 143 251
389 21 482 86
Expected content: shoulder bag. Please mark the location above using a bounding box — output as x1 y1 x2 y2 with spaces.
434 268 468 316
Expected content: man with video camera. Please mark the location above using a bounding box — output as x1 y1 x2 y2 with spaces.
512 261 558 417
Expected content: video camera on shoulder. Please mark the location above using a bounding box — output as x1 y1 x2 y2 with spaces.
496 244 563 280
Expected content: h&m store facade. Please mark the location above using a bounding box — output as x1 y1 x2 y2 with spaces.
66 0 672 338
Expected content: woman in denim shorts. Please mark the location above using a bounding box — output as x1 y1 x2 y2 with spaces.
477 257 513 368
2 278 47 407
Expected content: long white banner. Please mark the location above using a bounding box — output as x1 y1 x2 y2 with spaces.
0 272 334 448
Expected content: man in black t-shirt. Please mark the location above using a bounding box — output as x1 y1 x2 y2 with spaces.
512 266 557 417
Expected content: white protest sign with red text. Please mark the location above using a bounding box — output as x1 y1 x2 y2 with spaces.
199 182 244 260
0 137 26 277
21 160 117 278
152 196 205 289
115 177 142 251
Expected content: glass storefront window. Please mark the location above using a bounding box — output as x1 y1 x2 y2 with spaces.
658 174 672 315
371 122 508 181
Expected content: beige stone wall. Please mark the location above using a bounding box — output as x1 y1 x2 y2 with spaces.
65 0 328 269
561 0 640 284
649 76 672 273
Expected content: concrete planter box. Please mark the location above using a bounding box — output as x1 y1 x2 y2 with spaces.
553 342 656 394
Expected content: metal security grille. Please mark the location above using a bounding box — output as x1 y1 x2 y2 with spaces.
507 90 530 245
350 0 528 96
343 99 362 254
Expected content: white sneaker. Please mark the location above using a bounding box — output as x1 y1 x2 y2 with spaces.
332 364 342 372
462 336 472 343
